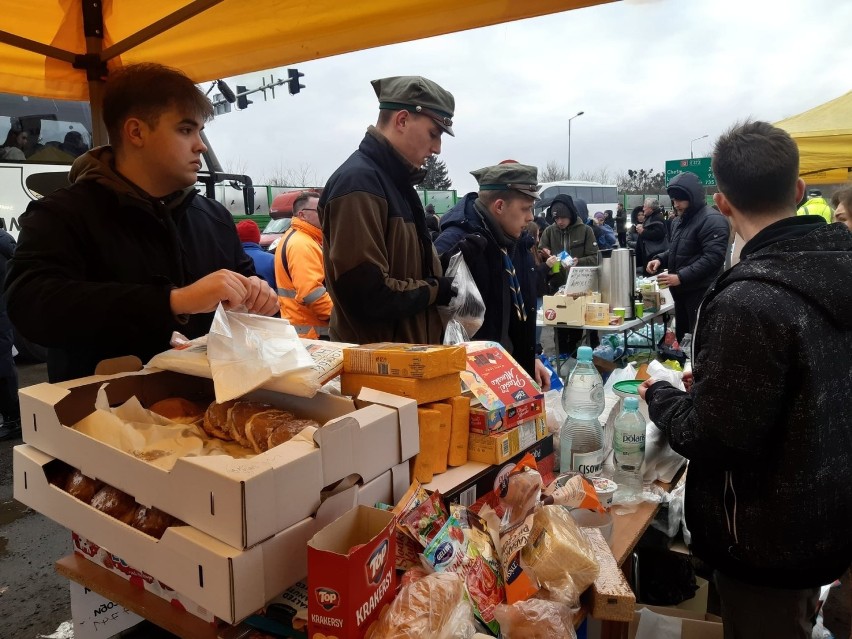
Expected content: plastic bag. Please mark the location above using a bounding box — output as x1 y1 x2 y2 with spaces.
493 599 577 639
642 360 687 484
439 252 486 345
365 571 476 639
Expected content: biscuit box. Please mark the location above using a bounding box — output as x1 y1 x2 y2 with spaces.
460 342 544 434
307 506 396 639
343 343 466 379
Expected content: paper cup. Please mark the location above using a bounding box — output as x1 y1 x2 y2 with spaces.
634 300 644 318
612 307 626 319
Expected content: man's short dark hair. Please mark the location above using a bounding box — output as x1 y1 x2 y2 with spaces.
103 63 214 148
831 187 852 211
479 190 530 207
712 120 800 215
293 191 320 215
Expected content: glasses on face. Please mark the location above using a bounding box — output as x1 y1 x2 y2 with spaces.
300 208 318 213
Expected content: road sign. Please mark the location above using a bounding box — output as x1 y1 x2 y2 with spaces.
666 157 716 187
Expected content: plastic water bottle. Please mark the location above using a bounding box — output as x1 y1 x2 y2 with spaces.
559 346 605 476
561 346 605 418
613 397 646 498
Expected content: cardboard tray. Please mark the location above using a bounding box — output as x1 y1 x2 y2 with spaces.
14 444 409 625
19 369 418 549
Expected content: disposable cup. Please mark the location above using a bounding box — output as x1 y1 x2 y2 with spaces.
634 301 644 318
612 307 626 319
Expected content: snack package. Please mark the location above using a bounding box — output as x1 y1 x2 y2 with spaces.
542 473 605 513
496 453 543 528
493 598 576 639
423 506 505 634
365 571 476 639
400 490 449 548
520 505 600 606
393 482 430 541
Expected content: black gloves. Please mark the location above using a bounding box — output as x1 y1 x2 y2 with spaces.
435 276 458 306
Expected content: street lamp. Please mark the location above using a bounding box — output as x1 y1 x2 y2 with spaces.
690 134 709 159
568 111 585 180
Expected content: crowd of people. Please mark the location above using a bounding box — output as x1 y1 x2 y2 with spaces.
1 63 850 638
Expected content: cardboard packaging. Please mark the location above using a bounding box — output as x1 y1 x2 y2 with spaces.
340 372 461 405
460 342 543 434
585 302 611 326
343 343 466 379
307 506 397 639
467 416 548 465
542 292 601 327
627 605 723 639
14 444 408 625
19 370 417 549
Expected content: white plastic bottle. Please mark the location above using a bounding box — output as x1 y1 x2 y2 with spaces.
613 397 646 498
559 346 605 476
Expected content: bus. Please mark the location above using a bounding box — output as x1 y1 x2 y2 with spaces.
534 180 619 222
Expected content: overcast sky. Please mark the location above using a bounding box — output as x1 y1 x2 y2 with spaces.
204 0 852 195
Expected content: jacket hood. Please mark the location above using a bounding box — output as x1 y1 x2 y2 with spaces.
439 192 479 232
720 221 852 328
551 194 580 224
667 172 706 211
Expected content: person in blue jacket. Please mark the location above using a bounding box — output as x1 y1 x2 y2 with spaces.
435 162 549 388
236 220 277 292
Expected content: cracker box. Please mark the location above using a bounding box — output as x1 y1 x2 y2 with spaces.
467 416 548 465
460 342 544 434
307 506 396 639
343 343 466 379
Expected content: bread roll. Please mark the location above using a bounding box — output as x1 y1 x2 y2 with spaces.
203 399 237 440
227 401 274 446
245 409 300 453
130 505 179 539
91 486 137 524
65 470 104 504
149 397 206 424
267 417 319 449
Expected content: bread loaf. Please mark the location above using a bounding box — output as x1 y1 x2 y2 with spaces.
91 486 137 524
202 399 237 440
149 397 206 425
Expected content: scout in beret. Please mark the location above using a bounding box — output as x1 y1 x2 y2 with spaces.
317 75 457 345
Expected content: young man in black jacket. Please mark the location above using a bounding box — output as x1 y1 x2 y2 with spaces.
6 64 278 382
640 120 852 639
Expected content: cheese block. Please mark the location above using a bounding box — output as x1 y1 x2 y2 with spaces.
340 372 461 405
422 402 452 475
343 343 466 379
446 395 470 467
411 408 442 483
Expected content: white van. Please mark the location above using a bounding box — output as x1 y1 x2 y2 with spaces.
535 180 619 222
0 93 94 237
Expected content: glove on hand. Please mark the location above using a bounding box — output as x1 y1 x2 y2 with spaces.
435 276 458 306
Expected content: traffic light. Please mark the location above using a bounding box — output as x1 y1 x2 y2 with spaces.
236 85 253 110
287 68 305 95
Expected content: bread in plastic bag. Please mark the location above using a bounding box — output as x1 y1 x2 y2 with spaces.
520 505 600 605
438 252 485 345
493 598 577 639
365 571 475 639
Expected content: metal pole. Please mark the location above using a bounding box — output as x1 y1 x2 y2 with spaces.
690 134 708 159
568 111 584 180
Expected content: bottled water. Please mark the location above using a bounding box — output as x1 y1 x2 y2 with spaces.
561 346 605 419
559 347 605 476
560 416 604 476
613 397 646 498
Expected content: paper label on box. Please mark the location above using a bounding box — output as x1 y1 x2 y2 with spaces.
70 581 144 639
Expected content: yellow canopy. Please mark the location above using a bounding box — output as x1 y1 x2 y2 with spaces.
0 0 614 101
775 90 852 185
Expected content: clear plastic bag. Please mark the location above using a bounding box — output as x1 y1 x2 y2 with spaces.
439 252 486 345
493 598 577 639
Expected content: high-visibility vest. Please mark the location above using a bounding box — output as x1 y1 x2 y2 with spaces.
796 198 833 224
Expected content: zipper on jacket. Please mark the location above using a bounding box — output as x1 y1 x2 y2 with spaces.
723 471 740 552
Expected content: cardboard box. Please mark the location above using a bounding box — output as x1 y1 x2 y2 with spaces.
307 506 396 639
19 370 417 549
542 292 601 326
343 343 466 379
585 302 610 326
340 372 461 405
14 444 406 625
461 342 544 434
627 605 723 639
467 416 548 465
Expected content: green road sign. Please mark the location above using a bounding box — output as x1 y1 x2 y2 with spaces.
666 157 716 187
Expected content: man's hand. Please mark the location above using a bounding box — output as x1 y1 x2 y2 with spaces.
243 276 280 316
636 224 644 234
638 377 656 401
170 270 250 315
682 370 694 392
572 257 580 267
534 358 551 392
545 255 559 268
657 272 681 288
646 259 661 275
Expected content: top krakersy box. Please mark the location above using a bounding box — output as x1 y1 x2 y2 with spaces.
461 342 544 434
343 343 466 379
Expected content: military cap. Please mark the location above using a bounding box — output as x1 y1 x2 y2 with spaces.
471 162 540 199
371 75 455 136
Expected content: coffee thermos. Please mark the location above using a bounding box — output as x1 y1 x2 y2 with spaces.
599 248 636 319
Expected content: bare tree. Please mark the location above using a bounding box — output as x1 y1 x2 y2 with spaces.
222 156 249 176
574 167 614 184
616 168 666 194
540 160 569 182
263 162 324 187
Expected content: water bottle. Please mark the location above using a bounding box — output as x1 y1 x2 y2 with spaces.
613 397 646 498
559 346 605 476
560 416 604 476
561 346 605 418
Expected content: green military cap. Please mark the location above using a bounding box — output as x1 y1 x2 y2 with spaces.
471 161 540 199
371 75 455 136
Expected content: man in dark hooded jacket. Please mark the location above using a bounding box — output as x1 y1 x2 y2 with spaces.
640 120 852 639
435 162 549 388
646 172 729 339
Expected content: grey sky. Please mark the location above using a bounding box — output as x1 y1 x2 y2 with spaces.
204 0 852 195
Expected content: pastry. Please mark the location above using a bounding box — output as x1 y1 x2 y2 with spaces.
267 417 318 449
65 470 104 504
202 399 237 440
149 397 206 425
227 401 274 446
245 409 298 453
130 505 179 539
91 486 137 524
